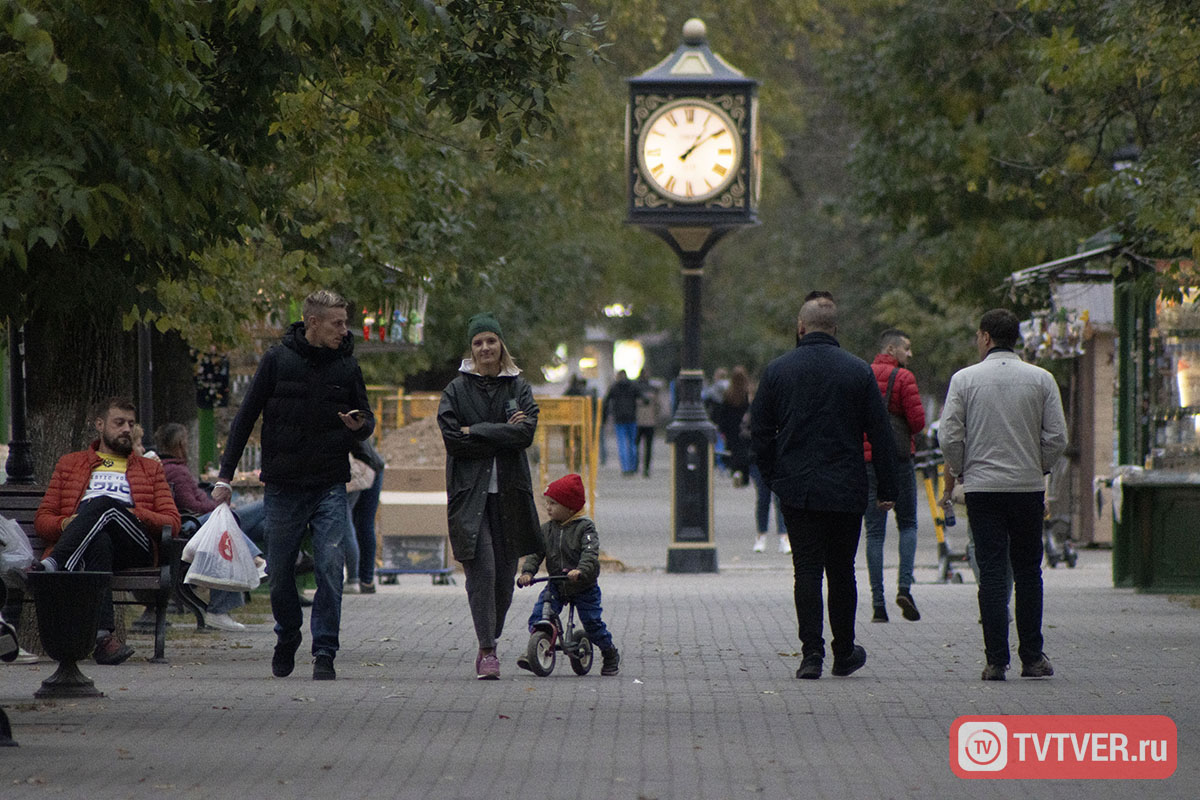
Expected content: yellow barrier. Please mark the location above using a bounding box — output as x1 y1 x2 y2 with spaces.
363 387 601 519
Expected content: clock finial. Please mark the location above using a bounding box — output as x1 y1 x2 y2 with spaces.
682 18 707 46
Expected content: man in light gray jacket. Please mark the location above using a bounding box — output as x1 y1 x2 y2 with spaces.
939 309 1068 681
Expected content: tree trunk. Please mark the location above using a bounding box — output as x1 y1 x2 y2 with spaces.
22 316 197 481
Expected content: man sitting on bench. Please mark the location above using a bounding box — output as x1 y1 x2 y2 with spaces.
31 397 181 665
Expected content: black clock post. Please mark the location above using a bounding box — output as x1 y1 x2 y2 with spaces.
625 19 759 573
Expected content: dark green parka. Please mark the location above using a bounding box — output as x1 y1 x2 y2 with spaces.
519 515 601 598
438 363 541 562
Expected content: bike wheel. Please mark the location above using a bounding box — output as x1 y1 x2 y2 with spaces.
568 635 593 676
526 630 556 677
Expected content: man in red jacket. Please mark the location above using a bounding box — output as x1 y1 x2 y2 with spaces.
33 397 181 664
863 329 926 623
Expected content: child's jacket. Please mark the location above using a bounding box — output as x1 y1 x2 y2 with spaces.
519 515 601 597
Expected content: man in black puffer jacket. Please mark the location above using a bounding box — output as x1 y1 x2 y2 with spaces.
213 290 374 682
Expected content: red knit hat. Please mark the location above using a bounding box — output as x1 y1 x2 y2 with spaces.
544 473 586 512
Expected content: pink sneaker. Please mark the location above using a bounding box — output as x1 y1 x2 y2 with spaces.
477 653 500 680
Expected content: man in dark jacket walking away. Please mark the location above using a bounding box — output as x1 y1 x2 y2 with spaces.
212 290 374 681
750 295 899 680
863 329 926 623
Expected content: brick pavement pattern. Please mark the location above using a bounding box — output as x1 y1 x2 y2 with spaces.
2 438 1197 799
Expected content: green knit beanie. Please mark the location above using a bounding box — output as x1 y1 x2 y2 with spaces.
467 312 504 343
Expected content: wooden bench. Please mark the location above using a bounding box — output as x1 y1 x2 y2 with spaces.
0 484 189 663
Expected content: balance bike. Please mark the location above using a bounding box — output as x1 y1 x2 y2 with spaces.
523 575 594 677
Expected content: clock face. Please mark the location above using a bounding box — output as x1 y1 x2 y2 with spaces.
637 99 741 203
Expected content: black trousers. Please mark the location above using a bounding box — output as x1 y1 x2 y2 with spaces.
965 491 1045 667
780 505 863 661
47 496 154 631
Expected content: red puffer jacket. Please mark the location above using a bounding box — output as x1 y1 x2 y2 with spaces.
863 354 926 462
34 441 182 559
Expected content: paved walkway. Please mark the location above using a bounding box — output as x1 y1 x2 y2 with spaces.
2 437 1197 799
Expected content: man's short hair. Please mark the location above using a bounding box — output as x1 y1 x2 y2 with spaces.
799 297 838 332
303 289 349 322
979 308 1020 349
878 328 910 351
95 396 136 422
804 290 834 303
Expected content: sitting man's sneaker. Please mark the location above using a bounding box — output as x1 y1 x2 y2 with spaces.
93 635 135 666
313 654 336 680
831 645 867 677
477 652 501 680
795 654 823 680
981 664 1008 681
601 647 620 676
1020 655 1054 678
871 605 889 623
896 591 921 622
205 612 246 632
272 633 302 678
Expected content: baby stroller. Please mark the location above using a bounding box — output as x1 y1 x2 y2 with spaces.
1044 456 1078 568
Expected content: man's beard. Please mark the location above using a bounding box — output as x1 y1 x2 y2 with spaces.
102 432 134 457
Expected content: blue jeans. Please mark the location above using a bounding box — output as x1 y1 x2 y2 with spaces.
966 491 1045 668
863 459 918 608
526 581 613 652
264 483 350 658
614 422 638 473
749 463 785 534
344 467 384 584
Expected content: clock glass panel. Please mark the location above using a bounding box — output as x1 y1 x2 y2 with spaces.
638 100 741 203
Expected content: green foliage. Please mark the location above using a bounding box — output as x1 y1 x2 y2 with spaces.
825 0 1200 387
1 0 601 360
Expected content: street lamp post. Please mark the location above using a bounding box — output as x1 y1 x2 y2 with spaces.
625 19 760 572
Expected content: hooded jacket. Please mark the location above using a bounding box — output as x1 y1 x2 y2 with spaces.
438 361 541 562
34 441 182 559
519 514 601 597
218 321 374 487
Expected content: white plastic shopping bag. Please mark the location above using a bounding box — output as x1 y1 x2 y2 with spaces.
0 515 35 576
183 504 260 592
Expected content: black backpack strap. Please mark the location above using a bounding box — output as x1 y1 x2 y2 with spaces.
884 368 899 412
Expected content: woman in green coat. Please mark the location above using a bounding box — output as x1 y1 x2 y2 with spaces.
437 312 541 680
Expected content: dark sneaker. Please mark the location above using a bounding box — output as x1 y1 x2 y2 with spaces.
516 652 533 673
272 633 302 678
601 647 620 676
871 606 889 623
93 635 134 665
896 591 921 622
831 645 867 677
981 664 1007 681
477 653 500 680
313 654 336 681
795 655 823 680
359 581 376 594
1020 655 1054 678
